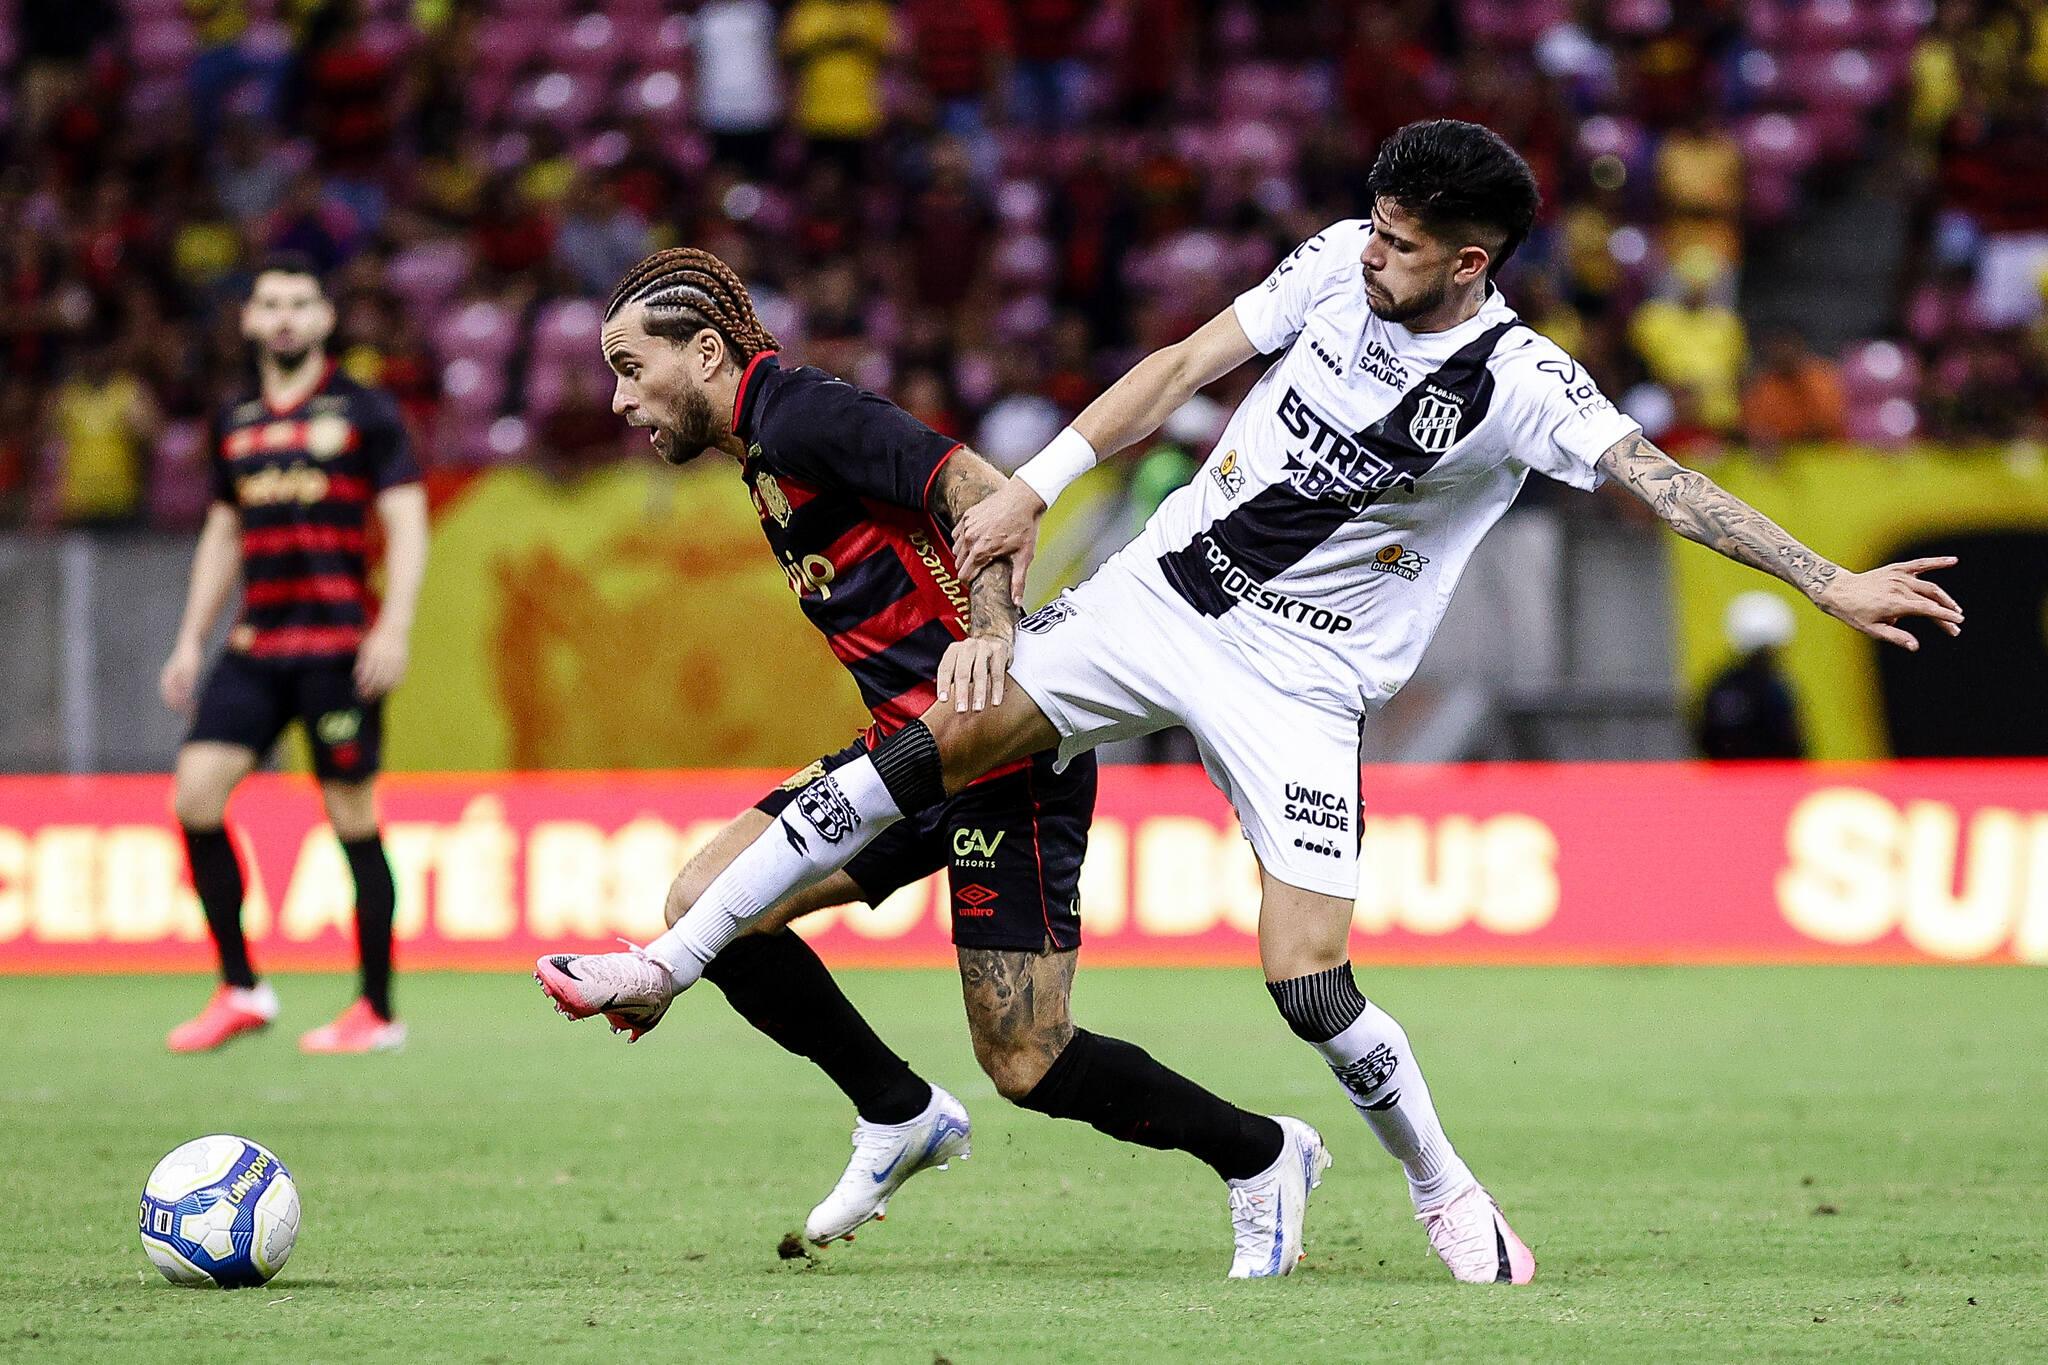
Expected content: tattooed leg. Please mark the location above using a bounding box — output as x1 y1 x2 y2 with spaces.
963 944 1283 1181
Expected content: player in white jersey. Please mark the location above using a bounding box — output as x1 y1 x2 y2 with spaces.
539 121 1964 1284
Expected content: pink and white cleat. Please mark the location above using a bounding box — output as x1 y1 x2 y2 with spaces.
534 944 677 1041
1417 1184 1536 1284
167 983 278 1053
299 998 407 1054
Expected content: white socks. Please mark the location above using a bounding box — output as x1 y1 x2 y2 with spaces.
1312 1001 1475 1211
646 754 906 988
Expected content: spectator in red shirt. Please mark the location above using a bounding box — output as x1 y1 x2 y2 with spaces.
1007 0 1088 131
904 0 1011 157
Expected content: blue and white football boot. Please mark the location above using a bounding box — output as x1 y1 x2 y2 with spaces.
804 1085 973 1246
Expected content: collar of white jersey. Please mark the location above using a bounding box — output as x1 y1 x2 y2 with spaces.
1348 278 1520 373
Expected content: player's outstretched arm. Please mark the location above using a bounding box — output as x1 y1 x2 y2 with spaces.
1596 431 1964 651
160 501 242 713
355 484 429 699
954 306 1262 596
932 449 1022 712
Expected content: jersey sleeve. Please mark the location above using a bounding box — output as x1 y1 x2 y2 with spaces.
359 390 421 490
1500 338 1641 492
206 409 236 506
761 372 962 510
1233 219 1368 354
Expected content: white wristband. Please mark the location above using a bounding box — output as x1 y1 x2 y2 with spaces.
1015 427 1098 508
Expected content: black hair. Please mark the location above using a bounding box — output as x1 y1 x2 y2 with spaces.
248 251 326 294
1366 120 1541 277
607 247 779 360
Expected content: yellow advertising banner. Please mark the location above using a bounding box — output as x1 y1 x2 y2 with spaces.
381 462 871 772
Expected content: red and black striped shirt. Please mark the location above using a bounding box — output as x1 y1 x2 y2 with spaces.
208 364 420 661
733 352 972 738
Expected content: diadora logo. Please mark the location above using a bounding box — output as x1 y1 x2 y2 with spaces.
1308 336 1344 376
1211 449 1244 498
1284 783 1350 833
952 828 1006 862
1369 543 1429 581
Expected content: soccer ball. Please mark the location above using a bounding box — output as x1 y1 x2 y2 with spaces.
139 1135 300 1289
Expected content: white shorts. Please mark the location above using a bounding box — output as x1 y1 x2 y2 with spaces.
1008 558 1366 899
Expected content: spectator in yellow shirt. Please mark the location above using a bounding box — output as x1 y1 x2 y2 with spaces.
1629 248 1747 431
49 346 161 528
783 0 900 168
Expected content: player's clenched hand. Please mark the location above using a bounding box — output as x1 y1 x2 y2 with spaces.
1814 556 1964 651
953 477 1045 603
159 640 203 713
353 625 410 699
936 635 1011 713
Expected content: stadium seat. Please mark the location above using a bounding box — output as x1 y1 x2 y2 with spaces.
548 13 625 73
434 301 520 366
1840 339 1922 403
129 19 199 75
1737 112 1820 175
1789 0 1862 50
509 71 606 130
1607 0 1672 37
1845 395 1919 447
147 421 213 530
472 16 541 76
386 239 475 312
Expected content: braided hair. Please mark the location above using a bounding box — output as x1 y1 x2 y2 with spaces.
605 247 779 363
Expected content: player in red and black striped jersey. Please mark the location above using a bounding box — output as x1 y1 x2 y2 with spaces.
158 254 430 1056
537 249 1283 1251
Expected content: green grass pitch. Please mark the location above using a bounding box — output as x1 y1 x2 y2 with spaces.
5 967 2045 1363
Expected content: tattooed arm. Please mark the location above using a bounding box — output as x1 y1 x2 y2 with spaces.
1597 431 1965 650
931 447 1022 710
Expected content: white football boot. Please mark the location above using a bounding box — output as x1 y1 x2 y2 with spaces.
805 1085 972 1246
1417 1183 1537 1284
1226 1116 1330 1278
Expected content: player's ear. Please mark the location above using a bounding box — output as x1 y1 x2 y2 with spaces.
693 326 726 378
1454 244 1491 286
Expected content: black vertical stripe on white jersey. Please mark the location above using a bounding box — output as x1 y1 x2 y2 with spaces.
1158 320 1524 618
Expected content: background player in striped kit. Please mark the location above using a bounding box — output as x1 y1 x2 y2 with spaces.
158 254 429 1055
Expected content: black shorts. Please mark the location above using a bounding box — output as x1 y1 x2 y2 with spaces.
186 651 383 782
755 741 1097 952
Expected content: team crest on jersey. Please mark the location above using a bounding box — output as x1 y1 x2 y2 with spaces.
1019 599 1076 634
754 470 793 526
306 413 352 460
797 775 858 842
1407 393 1463 454
1211 449 1244 498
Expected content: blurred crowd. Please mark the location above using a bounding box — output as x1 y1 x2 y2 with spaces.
5 0 2048 532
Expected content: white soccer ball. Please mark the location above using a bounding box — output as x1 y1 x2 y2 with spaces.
139 1135 300 1289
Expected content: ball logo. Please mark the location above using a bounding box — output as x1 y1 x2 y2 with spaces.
1407 393 1462 454
305 414 352 460
797 775 859 842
